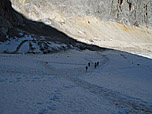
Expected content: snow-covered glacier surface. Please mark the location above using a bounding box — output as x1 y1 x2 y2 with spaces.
0 49 152 114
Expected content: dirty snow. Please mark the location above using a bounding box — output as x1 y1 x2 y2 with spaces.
0 35 68 54
0 35 34 53
0 49 152 114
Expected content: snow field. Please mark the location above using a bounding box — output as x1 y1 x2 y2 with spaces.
0 49 152 114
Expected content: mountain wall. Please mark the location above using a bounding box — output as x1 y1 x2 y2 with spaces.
11 0 152 28
0 0 152 55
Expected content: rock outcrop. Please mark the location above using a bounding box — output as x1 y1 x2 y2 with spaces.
0 0 24 41
0 0 23 26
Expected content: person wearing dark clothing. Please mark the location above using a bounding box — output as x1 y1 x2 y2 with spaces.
88 62 90 67
94 63 97 68
97 62 99 66
86 66 88 71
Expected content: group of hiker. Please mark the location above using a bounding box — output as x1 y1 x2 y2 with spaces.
85 62 99 71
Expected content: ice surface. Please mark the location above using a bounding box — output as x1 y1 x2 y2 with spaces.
0 49 152 114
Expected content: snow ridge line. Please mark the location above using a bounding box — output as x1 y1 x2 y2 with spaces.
40 55 152 113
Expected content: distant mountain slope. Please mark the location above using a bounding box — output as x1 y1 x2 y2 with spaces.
11 0 152 28
0 0 152 55
10 0 152 55
0 0 103 54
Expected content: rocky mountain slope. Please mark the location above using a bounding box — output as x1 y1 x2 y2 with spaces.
0 0 102 54
12 0 152 28
0 0 152 55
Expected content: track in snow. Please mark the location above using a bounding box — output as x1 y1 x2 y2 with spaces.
41 54 152 114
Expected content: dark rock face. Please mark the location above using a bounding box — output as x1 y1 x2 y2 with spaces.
0 0 24 41
0 0 23 26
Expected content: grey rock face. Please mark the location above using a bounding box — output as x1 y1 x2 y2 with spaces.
11 0 152 28
56 0 152 28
